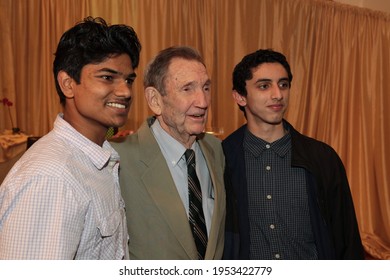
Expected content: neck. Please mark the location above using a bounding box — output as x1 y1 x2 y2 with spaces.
247 121 286 143
156 117 197 149
63 111 107 147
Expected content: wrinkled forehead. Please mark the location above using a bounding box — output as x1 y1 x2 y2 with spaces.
166 58 210 85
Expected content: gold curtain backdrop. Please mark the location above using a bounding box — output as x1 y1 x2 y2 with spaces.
0 0 389 259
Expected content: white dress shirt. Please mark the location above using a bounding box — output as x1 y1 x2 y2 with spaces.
0 114 128 259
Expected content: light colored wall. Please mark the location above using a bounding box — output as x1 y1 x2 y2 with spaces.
334 0 390 13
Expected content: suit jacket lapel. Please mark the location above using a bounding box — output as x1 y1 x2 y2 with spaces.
199 138 225 259
137 120 198 259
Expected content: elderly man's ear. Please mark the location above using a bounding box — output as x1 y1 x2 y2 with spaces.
145 87 163 115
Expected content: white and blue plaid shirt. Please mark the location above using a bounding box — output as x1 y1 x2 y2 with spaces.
0 114 129 259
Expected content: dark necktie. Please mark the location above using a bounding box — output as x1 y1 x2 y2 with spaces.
184 149 208 259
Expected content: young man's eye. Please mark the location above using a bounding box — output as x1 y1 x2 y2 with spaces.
259 84 269 90
101 75 113 81
279 82 290 88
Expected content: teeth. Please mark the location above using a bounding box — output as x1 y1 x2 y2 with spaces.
107 102 126 109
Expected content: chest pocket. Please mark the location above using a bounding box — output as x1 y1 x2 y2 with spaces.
98 208 124 237
95 208 127 259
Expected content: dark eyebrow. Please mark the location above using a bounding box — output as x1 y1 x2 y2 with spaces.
278 77 289 83
97 68 137 79
98 68 121 75
254 78 272 84
255 77 289 84
257 78 271 82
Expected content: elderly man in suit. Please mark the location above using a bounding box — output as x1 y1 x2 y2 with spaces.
111 46 225 260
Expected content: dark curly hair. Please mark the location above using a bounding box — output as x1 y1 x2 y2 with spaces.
53 16 142 105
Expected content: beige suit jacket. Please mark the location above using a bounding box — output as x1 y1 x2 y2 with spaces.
111 117 226 259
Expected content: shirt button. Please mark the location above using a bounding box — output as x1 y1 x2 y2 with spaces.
266 144 270 149
267 194 272 200
266 165 271 171
275 253 280 259
270 224 275 229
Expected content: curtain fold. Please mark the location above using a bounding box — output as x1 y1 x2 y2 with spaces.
1 0 389 259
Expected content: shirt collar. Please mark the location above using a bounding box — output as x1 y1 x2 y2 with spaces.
244 126 291 158
151 119 189 167
54 113 116 170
